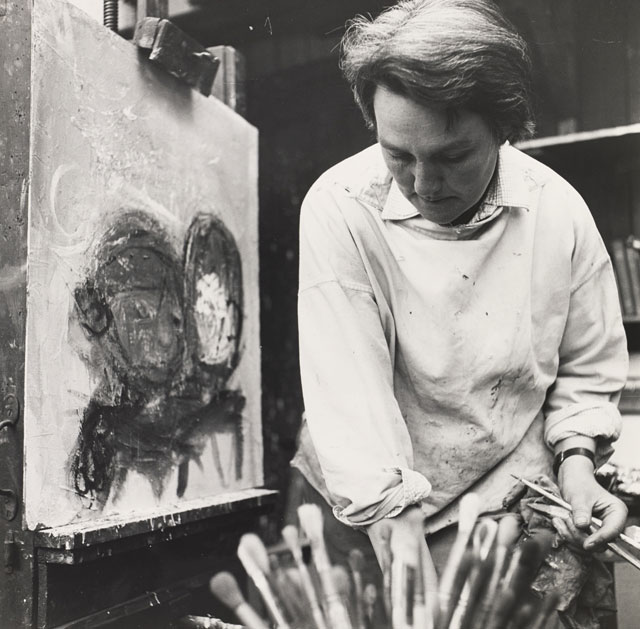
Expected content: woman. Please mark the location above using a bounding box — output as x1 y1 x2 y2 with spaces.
290 0 628 588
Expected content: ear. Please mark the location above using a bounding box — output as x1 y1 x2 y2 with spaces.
74 282 111 336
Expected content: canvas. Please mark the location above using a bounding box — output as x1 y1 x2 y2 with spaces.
24 0 262 528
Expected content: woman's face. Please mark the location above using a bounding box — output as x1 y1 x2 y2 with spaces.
373 87 500 225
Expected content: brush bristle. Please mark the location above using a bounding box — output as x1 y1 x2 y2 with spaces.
332 565 352 597
282 525 302 558
238 533 270 574
497 514 521 547
209 571 245 610
348 548 365 574
297 503 325 546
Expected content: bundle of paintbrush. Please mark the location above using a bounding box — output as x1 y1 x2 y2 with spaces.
210 494 562 628
209 503 382 628
436 503 560 629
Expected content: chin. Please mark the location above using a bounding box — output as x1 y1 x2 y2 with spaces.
415 199 463 224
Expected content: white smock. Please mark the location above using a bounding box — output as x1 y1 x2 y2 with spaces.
292 143 628 533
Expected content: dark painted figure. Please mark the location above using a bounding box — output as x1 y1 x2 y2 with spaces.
71 211 244 508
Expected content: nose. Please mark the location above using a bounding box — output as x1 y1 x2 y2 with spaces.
413 160 443 198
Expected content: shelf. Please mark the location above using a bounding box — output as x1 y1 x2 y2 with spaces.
33 487 278 564
516 122 640 151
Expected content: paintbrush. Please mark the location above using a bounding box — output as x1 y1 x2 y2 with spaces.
391 559 417 629
439 548 474 629
513 475 640 569
449 519 498 629
209 571 269 629
237 534 291 629
269 553 315 626
282 524 328 629
438 493 481 625
418 535 439 629
469 514 520 629
333 564 356 622
297 504 354 629
389 516 420 629
483 531 553 629
362 583 378 629
348 549 367 629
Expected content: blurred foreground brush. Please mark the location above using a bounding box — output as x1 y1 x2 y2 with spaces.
298 504 353 629
229 491 568 629
282 524 328 629
237 534 291 629
209 571 268 629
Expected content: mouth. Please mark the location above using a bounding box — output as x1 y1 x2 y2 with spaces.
419 195 450 204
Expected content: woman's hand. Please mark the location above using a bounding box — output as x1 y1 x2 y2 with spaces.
366 504 438 623
557 454 628 551
367 504 427 571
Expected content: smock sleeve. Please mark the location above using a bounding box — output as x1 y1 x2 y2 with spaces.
297 181 431 527
543 191 628 465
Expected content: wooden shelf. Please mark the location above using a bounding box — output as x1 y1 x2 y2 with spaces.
34 487 278 564
516 122 640 151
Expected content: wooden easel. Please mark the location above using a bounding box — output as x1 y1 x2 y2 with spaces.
0 1 270 626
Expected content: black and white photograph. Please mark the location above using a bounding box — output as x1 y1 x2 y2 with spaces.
0 1 639 627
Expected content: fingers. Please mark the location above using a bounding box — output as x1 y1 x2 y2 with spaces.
559 464 629 552
569 498 593 530
584 496 628 551
368 519 393 573
551 516 587 553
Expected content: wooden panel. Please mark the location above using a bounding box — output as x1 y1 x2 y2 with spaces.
24 0 262 529
0 1 35 626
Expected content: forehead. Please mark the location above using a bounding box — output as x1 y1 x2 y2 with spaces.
373 87 490 152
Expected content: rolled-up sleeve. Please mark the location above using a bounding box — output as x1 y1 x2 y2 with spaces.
543 199 628 464
298 183 431 527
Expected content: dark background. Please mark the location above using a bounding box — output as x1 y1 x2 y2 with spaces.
166 0 640 539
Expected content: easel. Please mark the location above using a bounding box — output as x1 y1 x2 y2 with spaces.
0 1 272 626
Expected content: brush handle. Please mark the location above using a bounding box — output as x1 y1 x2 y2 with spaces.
245 567 291 629
351 571 366 629
234 602 270 629
439 548 473 629
391 560 416 629
316 564 353 629
470 546 507 629
297 561 328 629
483 588 516 629
419 536 438 629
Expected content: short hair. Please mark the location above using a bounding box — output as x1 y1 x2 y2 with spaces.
341 0 535 143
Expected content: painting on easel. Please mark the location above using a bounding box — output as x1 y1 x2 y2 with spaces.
24 0 262 528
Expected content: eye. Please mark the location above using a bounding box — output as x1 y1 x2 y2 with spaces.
441 152 469 164
386 150 413 163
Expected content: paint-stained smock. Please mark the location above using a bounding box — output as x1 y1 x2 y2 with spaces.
291 142 628 533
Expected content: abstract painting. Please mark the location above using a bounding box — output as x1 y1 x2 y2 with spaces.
24 0 261 528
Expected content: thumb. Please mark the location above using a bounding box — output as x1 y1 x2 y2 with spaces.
570 500 592 530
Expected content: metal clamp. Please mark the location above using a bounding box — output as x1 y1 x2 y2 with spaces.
0 489 18 521
0 394 19 431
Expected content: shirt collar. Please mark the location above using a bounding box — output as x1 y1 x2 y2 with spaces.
370 142 533 223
